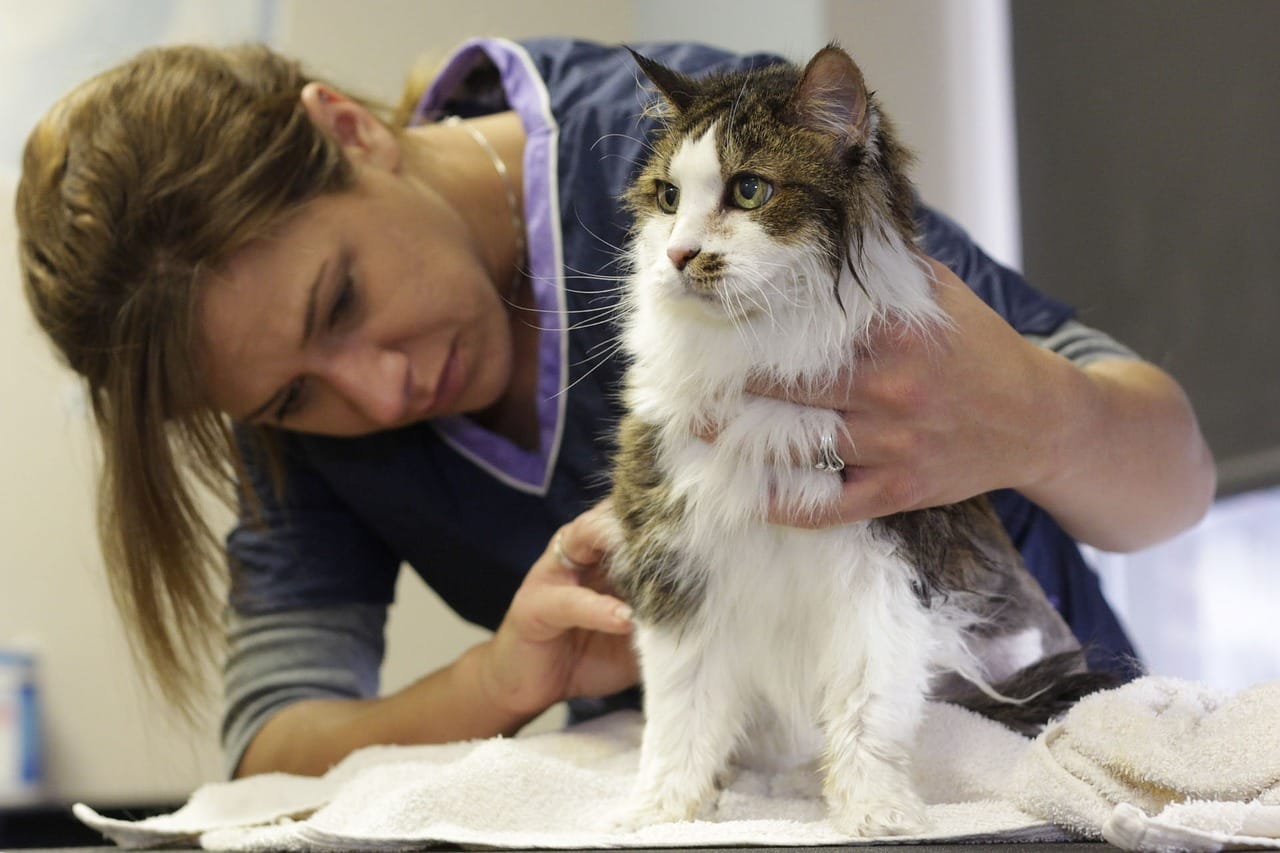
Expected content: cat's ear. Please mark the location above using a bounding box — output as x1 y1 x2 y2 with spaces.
791 44 871 152
629 48 699 114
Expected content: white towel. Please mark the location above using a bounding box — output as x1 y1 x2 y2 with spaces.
1015 677 1280 851
73 677 1280 851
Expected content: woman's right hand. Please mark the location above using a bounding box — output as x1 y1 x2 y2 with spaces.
237 503 637 777
477 502 639 721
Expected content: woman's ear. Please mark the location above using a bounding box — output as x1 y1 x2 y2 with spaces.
300 82 401 172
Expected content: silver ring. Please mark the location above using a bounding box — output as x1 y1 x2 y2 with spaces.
553 532 589 572
814 433 846 473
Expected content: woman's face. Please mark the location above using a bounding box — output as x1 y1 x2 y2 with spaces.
199 159 514 437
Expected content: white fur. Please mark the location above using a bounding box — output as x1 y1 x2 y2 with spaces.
981 627 1046 684
615 124 981 835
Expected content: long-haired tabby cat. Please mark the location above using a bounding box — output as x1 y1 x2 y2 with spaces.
607 44 1109 836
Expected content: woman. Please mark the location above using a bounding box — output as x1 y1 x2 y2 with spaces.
15 37 1215 779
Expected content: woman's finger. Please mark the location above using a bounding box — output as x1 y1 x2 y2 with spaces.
531 584 633 637
555 503 623 571
767 463 924 528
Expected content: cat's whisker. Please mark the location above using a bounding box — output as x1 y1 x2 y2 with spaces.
740 265 806 315
570 211 632 256
728 280 772 329
734 292 767 350
586 333 624 357
592 131 659 159
550 339 626 400
559 269 629 285
568 312 627 334
523 306 624 332
514 302 620 317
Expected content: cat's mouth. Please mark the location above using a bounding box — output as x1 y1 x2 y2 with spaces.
678 276 760 322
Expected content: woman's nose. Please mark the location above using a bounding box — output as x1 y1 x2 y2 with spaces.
324 344 408 427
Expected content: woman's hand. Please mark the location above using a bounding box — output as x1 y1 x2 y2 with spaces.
751 257 1214 551
754 257 1061 526
477 502 639 720
236 504 637 777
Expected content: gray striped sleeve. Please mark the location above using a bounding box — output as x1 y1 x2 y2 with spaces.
220 603 388 779
1024 318 1140 367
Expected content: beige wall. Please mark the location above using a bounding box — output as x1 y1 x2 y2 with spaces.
1 0 1014 804
275 0 634 103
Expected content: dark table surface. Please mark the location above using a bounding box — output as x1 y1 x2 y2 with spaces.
35 840 1121 845
2 803 1123 851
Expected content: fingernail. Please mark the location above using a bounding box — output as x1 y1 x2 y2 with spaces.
614 604 633 623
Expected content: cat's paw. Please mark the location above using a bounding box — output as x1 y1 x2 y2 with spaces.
827 794 927 838
607 796 702 833
713 764 741 791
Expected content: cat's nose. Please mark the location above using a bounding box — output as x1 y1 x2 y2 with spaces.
667 245 701 271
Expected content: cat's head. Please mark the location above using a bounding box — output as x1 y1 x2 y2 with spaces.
624 44 916 324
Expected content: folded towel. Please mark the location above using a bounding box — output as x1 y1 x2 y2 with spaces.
1016 677 1280 850
73 677 1280 851
1104 798 1280 852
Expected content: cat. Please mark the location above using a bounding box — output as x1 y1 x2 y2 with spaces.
606 44 1108 836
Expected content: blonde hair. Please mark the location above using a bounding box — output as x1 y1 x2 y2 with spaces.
15 43 353 715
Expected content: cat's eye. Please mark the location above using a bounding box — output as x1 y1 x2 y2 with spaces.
656 181 680 214
730 174 774 210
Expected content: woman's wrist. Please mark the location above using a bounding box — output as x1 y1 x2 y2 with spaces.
1014 344 1099 499
458 639 545 735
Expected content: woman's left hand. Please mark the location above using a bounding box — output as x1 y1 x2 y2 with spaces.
751 257 1069 528
748 256 1215 551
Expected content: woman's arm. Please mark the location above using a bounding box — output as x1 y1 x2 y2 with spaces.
762 259 1215 553
1017 350 1216 551
235 505 636 777
235 645 534 777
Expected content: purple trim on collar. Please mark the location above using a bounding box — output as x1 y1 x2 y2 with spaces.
413 39 564 494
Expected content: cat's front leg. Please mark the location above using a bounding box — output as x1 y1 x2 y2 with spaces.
819 596 933 837
617 624 743 829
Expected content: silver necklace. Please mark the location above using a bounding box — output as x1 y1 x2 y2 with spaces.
445 116 526 301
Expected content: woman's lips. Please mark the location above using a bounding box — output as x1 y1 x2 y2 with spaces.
423 342 464 418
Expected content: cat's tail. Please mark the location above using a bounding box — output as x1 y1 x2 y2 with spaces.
945 650 1124 736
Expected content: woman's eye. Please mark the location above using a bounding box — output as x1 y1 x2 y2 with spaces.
275 378 306 423
730 174 773 210
656 181 680 214
329 273 357 329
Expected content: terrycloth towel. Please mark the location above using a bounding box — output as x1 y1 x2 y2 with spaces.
74 703 1063 850
73 677 1280 851
1015 677 1280 851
